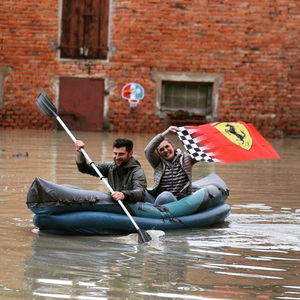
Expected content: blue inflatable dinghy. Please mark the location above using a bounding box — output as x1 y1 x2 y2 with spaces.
27 173 230 235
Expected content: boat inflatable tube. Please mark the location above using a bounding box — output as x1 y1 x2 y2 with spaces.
33 203 231 235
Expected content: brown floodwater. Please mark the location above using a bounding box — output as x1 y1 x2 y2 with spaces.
0 129 299 300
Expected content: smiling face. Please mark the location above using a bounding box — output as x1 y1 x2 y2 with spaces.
157 140 175 161
113 147 132 166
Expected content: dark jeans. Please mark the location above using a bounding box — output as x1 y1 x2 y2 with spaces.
144 190 177 205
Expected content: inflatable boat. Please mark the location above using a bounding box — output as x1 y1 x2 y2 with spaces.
27 173 230 235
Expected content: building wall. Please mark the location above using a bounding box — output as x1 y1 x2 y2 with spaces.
1 0 300 137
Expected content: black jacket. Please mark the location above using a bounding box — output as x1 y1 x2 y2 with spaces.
77 157 147 203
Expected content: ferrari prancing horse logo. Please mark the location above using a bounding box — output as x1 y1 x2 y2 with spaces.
215 122 252 150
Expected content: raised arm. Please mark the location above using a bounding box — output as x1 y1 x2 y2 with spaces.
144 126 179 167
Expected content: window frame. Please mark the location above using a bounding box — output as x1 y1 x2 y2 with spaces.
0 66 11 108
151 71 224 121
59 0 109 60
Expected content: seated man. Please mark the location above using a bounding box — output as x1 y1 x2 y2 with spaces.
75 137 147 203
144 126 198 205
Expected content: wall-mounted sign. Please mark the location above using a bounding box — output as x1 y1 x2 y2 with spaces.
122 83 144 110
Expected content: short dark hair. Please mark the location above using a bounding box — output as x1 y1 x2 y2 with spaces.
113 138 133 152
163 138 174 146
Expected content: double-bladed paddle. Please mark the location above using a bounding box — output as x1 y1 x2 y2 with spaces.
36 92 151 244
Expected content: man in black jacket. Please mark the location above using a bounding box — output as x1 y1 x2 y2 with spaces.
75 138 147 203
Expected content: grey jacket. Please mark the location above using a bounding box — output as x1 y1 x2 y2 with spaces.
77 157 147 203
144 133 197 198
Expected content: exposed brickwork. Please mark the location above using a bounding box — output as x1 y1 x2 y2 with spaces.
1 0 300 137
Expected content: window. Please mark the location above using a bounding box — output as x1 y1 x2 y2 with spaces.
60 0 109 59
152 71 224 123
162 81 213 115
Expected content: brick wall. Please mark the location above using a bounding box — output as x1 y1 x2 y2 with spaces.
1 0 299 137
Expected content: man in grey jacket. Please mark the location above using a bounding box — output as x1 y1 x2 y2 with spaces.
144 126 197 205
75 138 147 203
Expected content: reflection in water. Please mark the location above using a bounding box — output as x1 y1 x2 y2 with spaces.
0 129 300 299
24 219 300 299
25 234 173 299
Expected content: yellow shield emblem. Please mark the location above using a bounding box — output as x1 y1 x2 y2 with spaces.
215 122 252 150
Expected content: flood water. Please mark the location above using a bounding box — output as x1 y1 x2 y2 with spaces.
0 129 299 300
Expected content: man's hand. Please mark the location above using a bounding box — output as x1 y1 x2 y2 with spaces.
75 140 85 152
162 126 179 137
75 140 86 163
111 191 125 201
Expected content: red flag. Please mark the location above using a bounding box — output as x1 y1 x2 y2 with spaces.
177 121 280 163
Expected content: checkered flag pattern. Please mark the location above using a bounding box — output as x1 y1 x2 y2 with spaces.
177 127 217 162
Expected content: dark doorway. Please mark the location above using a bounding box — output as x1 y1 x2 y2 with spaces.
59 77 104 131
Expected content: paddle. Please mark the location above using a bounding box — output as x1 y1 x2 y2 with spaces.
36 92 151 243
